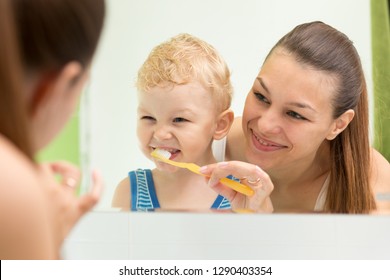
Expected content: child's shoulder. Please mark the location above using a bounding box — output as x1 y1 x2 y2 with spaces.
112 176 131 210
111 169 153 210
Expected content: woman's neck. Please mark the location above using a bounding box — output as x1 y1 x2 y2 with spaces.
268 142 331 212
268 141 331 190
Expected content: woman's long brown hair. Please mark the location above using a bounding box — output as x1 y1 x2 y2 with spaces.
267 21 375 213
0 0 33 159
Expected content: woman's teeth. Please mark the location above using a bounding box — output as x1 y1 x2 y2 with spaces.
254 134 273 146
259 138 271 146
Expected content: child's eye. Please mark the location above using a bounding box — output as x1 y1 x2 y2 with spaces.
254 92 270 104
140 116 155 121
173 117 188 123
287 111 307 121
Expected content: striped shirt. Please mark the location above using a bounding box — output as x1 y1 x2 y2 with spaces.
130 169 231 211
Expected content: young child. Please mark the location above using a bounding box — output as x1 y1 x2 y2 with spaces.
112 33 235 211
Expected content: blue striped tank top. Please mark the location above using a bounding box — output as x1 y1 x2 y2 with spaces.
130 169 231 211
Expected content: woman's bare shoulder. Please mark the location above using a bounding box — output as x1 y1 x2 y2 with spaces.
0 137 55 258
370 148 390 193
370 149 390 212
226 117 246 161
0 136 40 193
112 176 131 210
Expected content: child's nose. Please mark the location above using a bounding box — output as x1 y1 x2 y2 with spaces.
153 124 172 140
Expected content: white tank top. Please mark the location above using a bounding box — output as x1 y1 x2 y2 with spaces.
212 137 330 211
313 175 329 211
212 138 227 162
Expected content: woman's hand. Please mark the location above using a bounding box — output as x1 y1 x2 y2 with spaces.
200 161 274 213
38 161 103 251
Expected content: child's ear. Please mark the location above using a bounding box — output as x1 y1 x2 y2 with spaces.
213 109 234 140
326 109 355 140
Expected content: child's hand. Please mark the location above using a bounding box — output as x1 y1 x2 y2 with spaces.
200 161 273 213
38 161 103 250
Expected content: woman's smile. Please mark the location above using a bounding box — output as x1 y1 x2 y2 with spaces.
251 129 287 152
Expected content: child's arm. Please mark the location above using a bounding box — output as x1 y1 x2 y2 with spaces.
112 177 131 211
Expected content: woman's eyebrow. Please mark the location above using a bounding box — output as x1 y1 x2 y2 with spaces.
257 77 317 113
257 77 270 93
287 101 317 113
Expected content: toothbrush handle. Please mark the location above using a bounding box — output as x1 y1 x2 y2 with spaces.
219 177 254 196
184 163 254 196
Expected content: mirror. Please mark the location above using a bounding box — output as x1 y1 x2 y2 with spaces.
81 0 373 211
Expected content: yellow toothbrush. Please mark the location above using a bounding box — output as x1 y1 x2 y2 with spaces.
151 149 254 196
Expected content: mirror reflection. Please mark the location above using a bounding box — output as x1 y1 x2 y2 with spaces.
82 0 390 213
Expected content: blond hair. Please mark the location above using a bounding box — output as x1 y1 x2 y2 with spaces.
137 33 233 112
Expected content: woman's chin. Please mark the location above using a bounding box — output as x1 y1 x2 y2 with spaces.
245 148 272 170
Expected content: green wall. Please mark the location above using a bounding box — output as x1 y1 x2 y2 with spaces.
371 0 390 161
36 111 80 166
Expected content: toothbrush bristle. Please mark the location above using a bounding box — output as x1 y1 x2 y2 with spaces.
153 148 171 159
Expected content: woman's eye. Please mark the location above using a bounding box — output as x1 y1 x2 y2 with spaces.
287 111 307 120
254 92 270 104
173 117 188 123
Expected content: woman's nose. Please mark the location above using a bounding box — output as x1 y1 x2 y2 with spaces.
257 109 282 134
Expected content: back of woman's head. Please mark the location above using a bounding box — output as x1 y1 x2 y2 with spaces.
1 0 105 160
0 0 33 158
268 21 373 213
12 0 106 73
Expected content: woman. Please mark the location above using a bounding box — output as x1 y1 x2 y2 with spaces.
201 21 390 214
0 0 105 259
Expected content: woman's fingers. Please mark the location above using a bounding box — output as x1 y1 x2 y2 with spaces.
78 169 103 213
40 161 103 214
201 161 269 190
47 161 81 189
246 182 274 213
200 161 274 212
36 162 103 248
204 160 261 176
209 180 239 202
